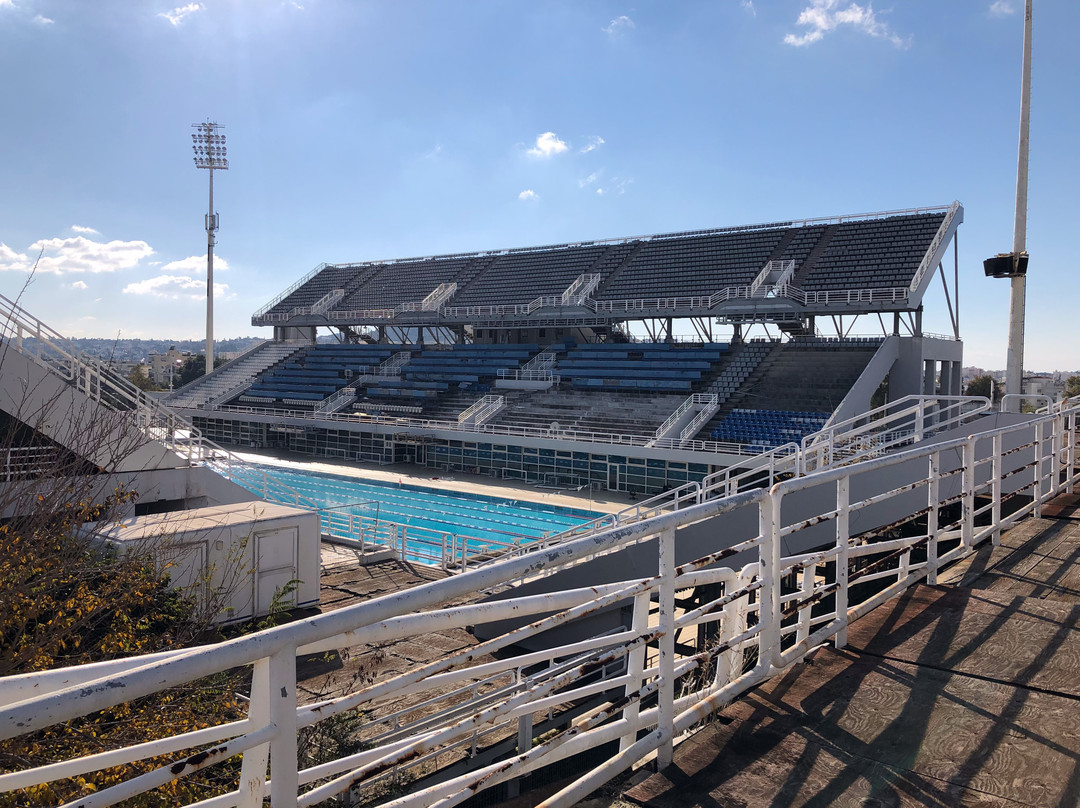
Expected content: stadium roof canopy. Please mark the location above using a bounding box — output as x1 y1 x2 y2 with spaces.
253 202 962 330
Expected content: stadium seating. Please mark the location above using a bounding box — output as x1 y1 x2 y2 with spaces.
710 409 830 450
555 342 729 392
242 343 409 404
596 229 784 300
355 343 539 403
490 390 690 439
255 210 950 322
337 256 474 312
452 246 608 307
799 213 946 291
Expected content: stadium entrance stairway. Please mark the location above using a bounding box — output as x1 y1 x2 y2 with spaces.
165 340 306 410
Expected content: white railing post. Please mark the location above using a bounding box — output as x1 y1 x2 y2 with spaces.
237 658 271 808
620 591 650 753
656 526 676 769
927 452 940 585
758 494 781 669
268 646 298 806
834 477 850 650
1068 410 1078 495
1034 419 1048 518
796 564 814 648
961 436 976 552
991 433 1003 546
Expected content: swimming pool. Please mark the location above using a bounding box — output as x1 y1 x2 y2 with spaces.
242 462 605 564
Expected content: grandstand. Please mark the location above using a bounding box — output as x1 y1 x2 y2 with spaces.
172 203 965 494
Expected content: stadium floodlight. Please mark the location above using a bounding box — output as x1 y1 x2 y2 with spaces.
191 120 229 376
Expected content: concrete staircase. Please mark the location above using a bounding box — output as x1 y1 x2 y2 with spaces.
165 341 306 410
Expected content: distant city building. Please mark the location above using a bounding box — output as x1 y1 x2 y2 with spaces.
1022 373 1064 400
148 347 194 387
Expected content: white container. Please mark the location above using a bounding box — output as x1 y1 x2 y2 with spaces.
94 501 321 624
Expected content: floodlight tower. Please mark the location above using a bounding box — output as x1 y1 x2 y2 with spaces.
192 120 229 376
1007 1 1032 407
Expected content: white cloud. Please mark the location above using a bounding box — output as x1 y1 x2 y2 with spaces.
71 224 99 234
602 15 635 36
518 189 539 202
784 1 910 49
740 1 757 16
579 171 601 188
527 132 569 158
0 236 153 275
71 281 88 290
159 3 202 26
32 14 54 25
123 274 232 300
581 135 605 154
596 176 633 196
161 254 229 275
989 0 1016 17
0 243 29 273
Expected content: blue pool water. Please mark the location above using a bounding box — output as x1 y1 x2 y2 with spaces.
246 463 603 555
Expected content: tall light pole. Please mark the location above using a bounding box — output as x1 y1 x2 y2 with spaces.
1006 1 1032 408
192 120 228 376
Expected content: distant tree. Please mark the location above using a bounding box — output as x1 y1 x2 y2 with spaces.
127 364 159 392
174 355 228 389
965 374 1001 402
1066 375 1080 400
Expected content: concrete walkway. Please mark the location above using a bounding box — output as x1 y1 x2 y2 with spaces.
625 495 1080 808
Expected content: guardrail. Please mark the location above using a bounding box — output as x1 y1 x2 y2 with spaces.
652 393 716 442
2 399 1074 807
0 294 319 514
457 394 505 428
909 200 961 293
252 263 330 319
801 394 991 473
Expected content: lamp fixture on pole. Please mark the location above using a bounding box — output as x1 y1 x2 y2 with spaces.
191 120 228 376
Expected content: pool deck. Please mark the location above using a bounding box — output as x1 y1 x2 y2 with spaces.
235 448 637 515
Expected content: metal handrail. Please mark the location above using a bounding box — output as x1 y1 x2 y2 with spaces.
2 401 1074 807
0 294 319 513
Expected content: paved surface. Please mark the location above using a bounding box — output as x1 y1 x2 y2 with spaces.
625 495 1080 808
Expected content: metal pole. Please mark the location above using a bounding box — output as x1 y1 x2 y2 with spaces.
1005 0 1032 409
206 166 215 375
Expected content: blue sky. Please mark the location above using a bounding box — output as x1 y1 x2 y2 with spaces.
0 0 1076 370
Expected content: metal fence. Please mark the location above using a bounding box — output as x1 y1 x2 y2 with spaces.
1 398 1076 807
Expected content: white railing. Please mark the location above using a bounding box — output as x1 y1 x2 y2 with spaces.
801 394 991 473
252 263 329 319
749 259 796 298
497 351 557 382
204 343 309 411
652 393 717 442
0 446 58 482
209 403 766 457
2 401 1075 807
561 273 601 305
678 395 721 443
422 282 458 311
311 351 412 415
909 200 961 293
457 394 505 428
311 288 345 315
327 307 397 321
0 294 319 514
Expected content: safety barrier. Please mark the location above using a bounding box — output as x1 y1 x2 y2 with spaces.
1 399 1076 806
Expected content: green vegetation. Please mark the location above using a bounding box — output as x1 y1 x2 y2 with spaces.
965 374 1001 402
